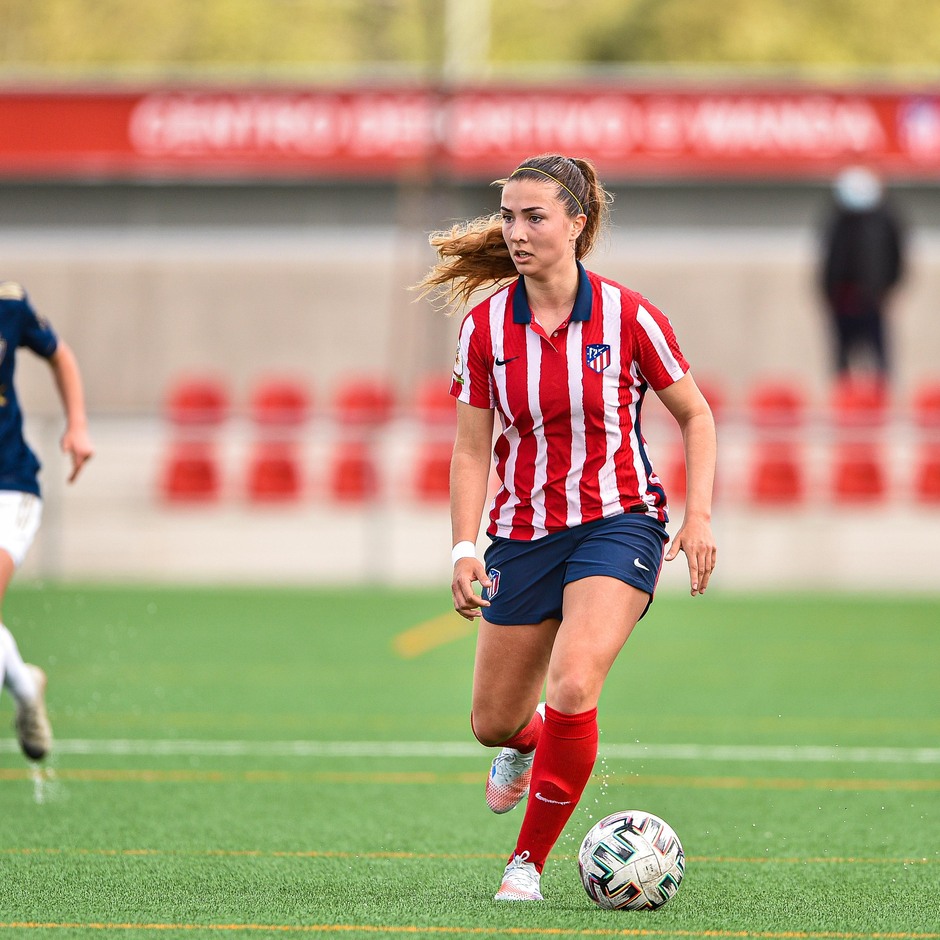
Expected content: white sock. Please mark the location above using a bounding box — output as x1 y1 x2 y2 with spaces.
0 623 38 702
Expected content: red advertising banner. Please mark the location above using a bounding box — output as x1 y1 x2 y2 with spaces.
2 84 940 181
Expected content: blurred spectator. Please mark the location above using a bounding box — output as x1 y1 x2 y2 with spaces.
820 166 905 382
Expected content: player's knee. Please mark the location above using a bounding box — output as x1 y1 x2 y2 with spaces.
470 711 523 748
547 672 599 715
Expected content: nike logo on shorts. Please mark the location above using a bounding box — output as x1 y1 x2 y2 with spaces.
633 558 650 571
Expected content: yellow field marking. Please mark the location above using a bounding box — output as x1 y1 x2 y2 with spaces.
599 773 940 792
0 923 937 939
1 767 937 792
0 768 486 784
392 612 474 658
0 847 935 867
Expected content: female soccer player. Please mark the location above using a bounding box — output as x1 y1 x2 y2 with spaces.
415 154 717 901
0 279 94 760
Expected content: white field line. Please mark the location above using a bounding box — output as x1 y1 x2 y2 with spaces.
0 739 938 764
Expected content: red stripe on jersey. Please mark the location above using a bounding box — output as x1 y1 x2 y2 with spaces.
450 271 689 541
539 331 573 531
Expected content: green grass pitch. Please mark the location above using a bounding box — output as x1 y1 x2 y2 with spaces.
0 584 937 939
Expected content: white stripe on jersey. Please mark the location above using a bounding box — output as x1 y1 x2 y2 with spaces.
637 304 686 382
489 291 510 416
598 281 625 512
565 321 586 527
526 323 548 536
490 292 521 534
455 316 477 405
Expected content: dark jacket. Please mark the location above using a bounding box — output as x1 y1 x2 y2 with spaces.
822 204 904 316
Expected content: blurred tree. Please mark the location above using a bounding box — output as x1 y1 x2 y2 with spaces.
583 0 940 70
0 0 429 72
0 0 939 76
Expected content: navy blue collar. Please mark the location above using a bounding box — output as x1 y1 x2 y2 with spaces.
512 261 593 325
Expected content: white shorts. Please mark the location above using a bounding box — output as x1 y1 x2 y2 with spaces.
0 491 43 569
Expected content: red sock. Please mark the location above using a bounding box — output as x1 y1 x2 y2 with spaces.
511 705 598 872
471 708 544 754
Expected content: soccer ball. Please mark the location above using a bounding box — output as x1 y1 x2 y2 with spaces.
578 809 685 910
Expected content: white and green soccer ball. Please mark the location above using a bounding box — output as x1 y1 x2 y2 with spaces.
578 809 685 911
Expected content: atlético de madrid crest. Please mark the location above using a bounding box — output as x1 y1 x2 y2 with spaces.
585 343 611 373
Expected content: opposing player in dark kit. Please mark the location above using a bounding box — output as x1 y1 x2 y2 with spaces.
0 280 93 760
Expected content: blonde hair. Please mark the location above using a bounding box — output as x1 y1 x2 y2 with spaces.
413 154 612 311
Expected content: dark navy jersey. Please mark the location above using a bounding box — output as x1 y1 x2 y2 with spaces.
0 281 59 496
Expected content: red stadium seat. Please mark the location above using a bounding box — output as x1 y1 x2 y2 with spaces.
327 378 394 503
910 382 940 504
249 377 312 428
411 377 455 502
246 442 304 502
164 376 230 427
914 444 940 504
832 443 886 503
911 381 940 429
244 379 310 503
333 377 396 428
413 374 456 427
414 440 452 502
161 377 229 503
746 380 807 429
327 441 379 502
748 443 804 505
160 442 221 503
660 445 687 504
829 375 888 428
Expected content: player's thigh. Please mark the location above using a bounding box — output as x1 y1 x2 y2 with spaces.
471 616 559 745
546 576 650 713
0 549 14 609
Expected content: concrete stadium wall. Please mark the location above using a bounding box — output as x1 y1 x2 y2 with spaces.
4 179 939 589
6 226 940 423
4 179 939 421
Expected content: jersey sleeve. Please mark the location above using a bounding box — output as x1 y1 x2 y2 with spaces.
632 299 689 391
449 310 495 409
3 283 59 358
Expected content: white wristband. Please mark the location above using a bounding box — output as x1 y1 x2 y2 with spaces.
451 540 477 565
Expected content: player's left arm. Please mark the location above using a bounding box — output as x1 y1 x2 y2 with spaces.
47 340 94 483
656 371 717 596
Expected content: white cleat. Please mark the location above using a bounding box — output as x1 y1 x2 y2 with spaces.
15 665 52 761
485 702 545 814
485 746 535 814
494 852 543 901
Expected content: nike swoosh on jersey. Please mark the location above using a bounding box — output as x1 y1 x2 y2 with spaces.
494 356 519 366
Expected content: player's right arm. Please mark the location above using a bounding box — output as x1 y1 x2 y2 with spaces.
450 400 494 620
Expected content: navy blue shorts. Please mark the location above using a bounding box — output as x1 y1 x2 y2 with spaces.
481 513 669 626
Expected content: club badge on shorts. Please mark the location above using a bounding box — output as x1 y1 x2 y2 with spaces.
485 568 501 600
586 343 612 373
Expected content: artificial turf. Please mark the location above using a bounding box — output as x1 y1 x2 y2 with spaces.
0 584 936 938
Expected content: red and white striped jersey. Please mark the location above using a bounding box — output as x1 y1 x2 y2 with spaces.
450 264 689 541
